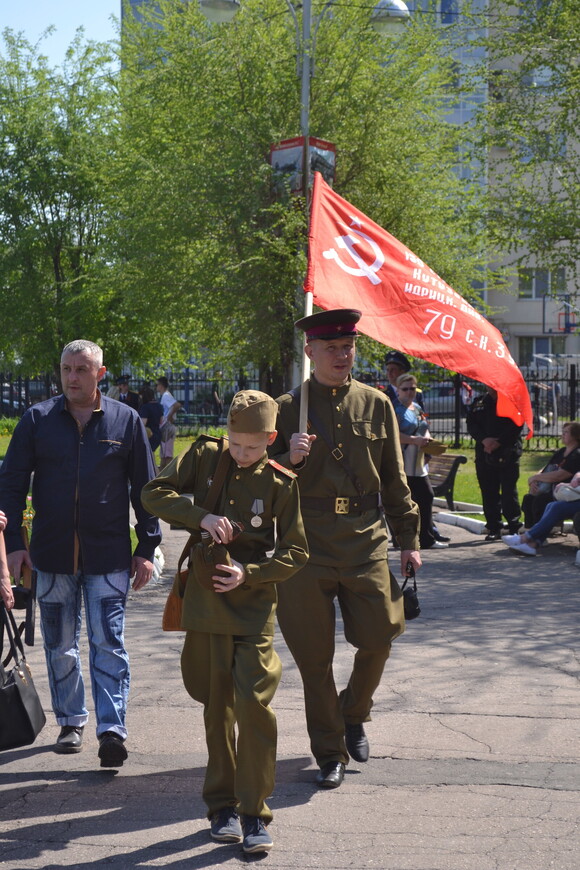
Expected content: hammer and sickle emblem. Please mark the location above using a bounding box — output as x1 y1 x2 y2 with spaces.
322 226 384 286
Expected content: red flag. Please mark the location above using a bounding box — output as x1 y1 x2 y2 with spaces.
305 172 533 435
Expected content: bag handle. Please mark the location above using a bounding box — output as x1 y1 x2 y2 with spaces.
401 561 417 593
1 602 26 670
177 438 233 573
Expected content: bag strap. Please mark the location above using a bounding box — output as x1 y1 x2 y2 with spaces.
1 602 26 669
401 562 417 593
289 387 365 497
177 439 233 572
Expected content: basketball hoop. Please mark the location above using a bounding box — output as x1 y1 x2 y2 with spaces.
558 311 577 333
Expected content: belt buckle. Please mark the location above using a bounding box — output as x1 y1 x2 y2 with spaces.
335 497 350 514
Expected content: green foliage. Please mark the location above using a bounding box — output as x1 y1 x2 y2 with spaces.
0 30 121 374
472 0 580 280
0 416 18 438
114 0 497 386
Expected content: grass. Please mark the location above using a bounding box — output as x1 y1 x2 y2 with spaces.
450 446 550 508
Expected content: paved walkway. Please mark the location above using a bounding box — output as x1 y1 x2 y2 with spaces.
1 515 579 869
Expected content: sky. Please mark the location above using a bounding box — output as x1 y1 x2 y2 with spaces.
0 1 121 66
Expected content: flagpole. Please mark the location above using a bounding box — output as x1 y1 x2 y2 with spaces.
299 291 313 433
298 0 313 435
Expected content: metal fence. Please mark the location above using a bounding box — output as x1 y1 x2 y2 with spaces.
2 363 578 452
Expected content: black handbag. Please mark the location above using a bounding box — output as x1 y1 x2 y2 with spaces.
401 564 421 621
0 603 46 751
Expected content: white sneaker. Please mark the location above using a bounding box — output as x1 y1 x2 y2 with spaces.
503 534 522 547
575 550 580 568
427 540 449 549
508 540 537 557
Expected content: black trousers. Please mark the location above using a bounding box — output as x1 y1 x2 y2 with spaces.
408 475 436 549
475 452 521 533
521 491 554 528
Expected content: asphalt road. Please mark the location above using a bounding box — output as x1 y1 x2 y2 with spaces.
1 517 579 869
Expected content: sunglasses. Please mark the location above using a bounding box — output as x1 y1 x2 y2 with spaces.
399 386 417 392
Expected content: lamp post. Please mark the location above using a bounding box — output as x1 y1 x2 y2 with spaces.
198 0 410 398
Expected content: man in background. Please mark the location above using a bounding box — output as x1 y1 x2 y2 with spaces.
115 374 140 411
156 376 182 469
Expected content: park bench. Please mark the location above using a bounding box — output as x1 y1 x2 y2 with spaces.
427 453 468 511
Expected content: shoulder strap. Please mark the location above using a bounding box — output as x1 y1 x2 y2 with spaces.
289 389 365 496
177 438 232 571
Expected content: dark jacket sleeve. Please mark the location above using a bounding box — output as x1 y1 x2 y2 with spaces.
128 416 162 560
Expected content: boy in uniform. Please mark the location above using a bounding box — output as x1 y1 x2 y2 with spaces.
142 390 308 855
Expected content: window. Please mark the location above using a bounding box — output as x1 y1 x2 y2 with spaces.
518 267 566 299
519 335 566 367
441 0 458 24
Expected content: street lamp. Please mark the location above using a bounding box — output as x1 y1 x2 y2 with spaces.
198 0 410 201
199 0 241 22
370 0 411 37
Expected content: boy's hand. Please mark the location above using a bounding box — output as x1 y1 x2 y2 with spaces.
201 513 234 544
213 559 245 593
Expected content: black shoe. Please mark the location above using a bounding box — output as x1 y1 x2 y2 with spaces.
345 722 369 762
241 816 273 854
315 761 345 789
484 532 502 541
98 731 128 768
55 725 84 754
210 807 243 843
433 532 451 542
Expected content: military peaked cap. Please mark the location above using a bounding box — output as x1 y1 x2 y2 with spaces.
295 308 361 340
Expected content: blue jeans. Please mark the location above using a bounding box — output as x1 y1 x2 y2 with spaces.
36 570 131 739
527 500 580 545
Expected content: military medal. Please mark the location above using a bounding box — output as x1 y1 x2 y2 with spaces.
250 498 264 528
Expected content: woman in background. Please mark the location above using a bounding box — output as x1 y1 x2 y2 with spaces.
395 373 447 550
522 421 580 527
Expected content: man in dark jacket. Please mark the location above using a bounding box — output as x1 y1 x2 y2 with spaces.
0 340 161 766
466 386 523 540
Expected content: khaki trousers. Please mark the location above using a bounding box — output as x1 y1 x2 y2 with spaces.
181 631 281 823
277 560 404 767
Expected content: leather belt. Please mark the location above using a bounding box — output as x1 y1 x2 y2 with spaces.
300 493 380 515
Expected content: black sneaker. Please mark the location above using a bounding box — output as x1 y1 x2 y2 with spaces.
345 722 369 762
484 532 502 541
55 725 84 754
241 816 273 854
98 731 128 768
210 807 242 843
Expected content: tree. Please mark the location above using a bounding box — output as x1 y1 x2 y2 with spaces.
473 0 580 281
114 0 497 388
0 29 119 376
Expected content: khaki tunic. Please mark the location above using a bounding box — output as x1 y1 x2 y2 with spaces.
141 436 308 821
141 436 309 635
272 375 419 560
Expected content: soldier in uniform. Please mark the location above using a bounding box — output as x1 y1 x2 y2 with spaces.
466 385 523 540
270 309 421 789
141 391 308 855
